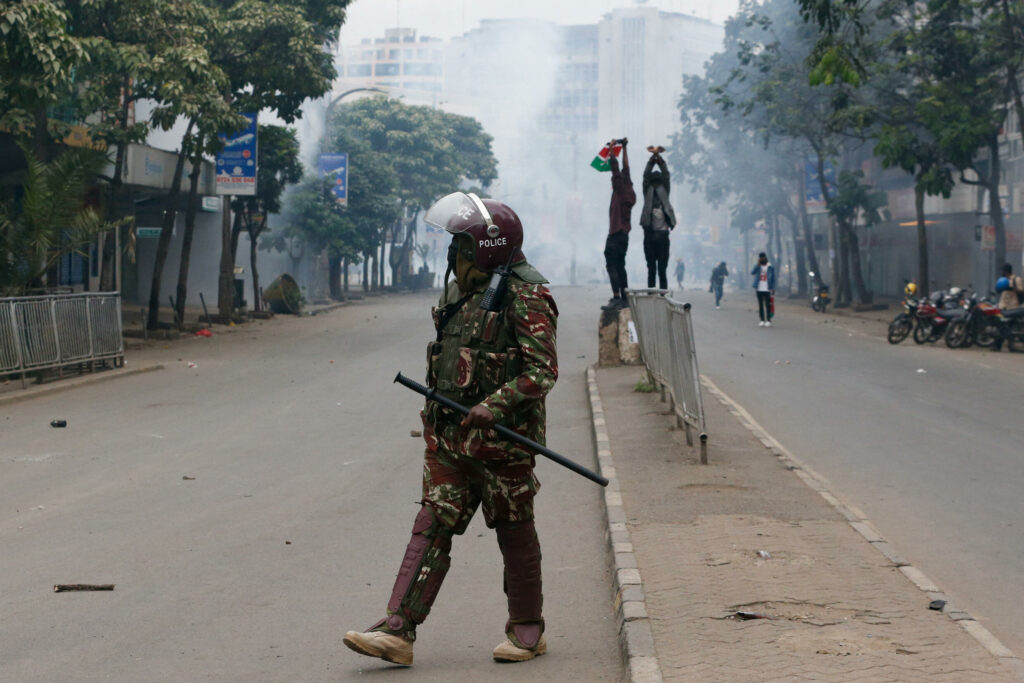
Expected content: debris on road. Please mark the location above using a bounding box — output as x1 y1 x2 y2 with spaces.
916 368 927 374
757 550 772 560
53 584 115 592
187 362 197 369
50 420 67 428
285 541 292 545
928 599 946 611
733 611 774 620
410 430 423 437
195 329 212 337
182 475 196 481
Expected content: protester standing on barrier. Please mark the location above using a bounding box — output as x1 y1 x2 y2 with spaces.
602 138 634 311
751 252 776 326
640 146 676 289
344 191 557 667
709 261 728 309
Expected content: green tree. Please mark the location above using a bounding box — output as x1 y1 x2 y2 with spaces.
0 144 121 294
231 125 303 312
0 1 87 159
326 97 496 288
211 0 352 316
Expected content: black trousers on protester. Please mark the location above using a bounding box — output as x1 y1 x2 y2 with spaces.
757 290 772 321
643 230 670 289
604 232 629 298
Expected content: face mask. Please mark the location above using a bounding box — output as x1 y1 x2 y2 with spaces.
455 244 489 292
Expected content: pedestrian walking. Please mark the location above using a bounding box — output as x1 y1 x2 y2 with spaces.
751 252 776 326
675 258 685 289
709 261 728 308
640 147 676 289
344 192 557 667
602 138 634 310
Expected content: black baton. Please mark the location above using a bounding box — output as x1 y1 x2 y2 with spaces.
394 373 609 487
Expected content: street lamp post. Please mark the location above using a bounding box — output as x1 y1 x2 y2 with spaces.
320 87 387 153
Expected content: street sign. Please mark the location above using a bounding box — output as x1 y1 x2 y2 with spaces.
136 227 162 238
216 113 257 196
201 196 220 212
319 153 348 205
981 225 995 251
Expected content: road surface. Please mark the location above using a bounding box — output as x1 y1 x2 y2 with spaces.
0 287 622 682
689 285 1024 655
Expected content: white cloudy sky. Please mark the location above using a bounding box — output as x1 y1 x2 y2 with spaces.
339 0 742 42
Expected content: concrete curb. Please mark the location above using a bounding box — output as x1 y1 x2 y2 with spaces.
585 366 663 683
0 363 165 407
700 373 1024 680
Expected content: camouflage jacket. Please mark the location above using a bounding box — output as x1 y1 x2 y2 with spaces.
425 263 559 461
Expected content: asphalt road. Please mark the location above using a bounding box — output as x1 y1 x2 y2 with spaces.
0 287 622 682
686 285 1024 656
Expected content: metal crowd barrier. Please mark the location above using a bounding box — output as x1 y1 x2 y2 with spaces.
627 289 708 463
0 292 124 388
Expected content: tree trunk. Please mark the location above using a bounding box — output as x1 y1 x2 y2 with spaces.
100 80 134 292
175 136 205 328
363 252 370 292
787 213 807 296
379 235 387 289
218 197 233 317
797 167 822 286
914 183 930 298
218 206 242 317
250 229 260 312
988 135 1007 271
845 221 871 304
343 256 349 294
328 252 341 299
834 220 847 304
147 119 194 330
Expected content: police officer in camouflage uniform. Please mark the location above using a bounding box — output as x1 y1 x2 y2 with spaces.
343 192 558 667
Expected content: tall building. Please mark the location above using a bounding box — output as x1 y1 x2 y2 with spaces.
598 7 723 147
335 28 444 105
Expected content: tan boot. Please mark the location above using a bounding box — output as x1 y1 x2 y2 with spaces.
493 635 547 662
343 630 413 666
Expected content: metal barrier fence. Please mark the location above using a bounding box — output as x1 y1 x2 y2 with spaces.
627 289 708 463
0 292 124 388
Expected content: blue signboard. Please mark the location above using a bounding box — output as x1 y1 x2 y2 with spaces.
216 113 258 195
319 153 348 205
805 157 836 207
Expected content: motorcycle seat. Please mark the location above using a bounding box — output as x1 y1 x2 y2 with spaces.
1002 308 1024 319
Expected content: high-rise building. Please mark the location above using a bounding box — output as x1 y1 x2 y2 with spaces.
335 28 444 104
598 7 723 147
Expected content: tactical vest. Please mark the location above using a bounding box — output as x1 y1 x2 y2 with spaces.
426 263 547 408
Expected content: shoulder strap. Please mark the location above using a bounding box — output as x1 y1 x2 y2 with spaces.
435 293 473 342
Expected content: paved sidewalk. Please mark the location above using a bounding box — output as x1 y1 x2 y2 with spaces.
595 364 1021 681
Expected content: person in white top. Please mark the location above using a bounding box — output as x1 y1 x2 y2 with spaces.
750 252 775 327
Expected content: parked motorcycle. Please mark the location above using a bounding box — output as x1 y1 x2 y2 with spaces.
943 293 1001 348
888 281 921 344
913 288 967 344
887 296 919 344
809 272 830 312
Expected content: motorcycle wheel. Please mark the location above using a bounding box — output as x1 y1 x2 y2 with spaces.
944 319 970 348
913 320 932 344
811 299 821 312
887 316 912 344
975 322 998 348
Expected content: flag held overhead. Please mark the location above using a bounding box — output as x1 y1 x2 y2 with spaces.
590 142 623 172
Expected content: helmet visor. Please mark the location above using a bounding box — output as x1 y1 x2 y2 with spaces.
424 192 493 234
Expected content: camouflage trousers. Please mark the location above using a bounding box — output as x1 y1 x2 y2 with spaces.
421 416 541 532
